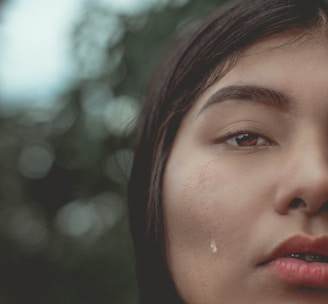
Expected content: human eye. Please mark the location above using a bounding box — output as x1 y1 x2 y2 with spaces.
218 130 275 149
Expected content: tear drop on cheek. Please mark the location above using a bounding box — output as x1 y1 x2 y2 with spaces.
210 240 217 253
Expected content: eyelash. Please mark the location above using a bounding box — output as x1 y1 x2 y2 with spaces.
217 129 275 149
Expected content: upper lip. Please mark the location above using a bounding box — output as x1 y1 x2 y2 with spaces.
260 234 328 265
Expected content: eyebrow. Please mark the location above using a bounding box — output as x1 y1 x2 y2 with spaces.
197 84 291 116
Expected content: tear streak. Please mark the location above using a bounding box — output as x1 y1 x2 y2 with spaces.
210 240 217 253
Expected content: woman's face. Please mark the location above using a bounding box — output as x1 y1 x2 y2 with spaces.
163 33 328 303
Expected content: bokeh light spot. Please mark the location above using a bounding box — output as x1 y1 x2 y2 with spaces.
18 142 55 179
4 206 47 250
103 95 139 136
56 192 124 240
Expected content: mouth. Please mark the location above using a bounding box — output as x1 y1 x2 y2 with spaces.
263 234 328 264
284 253 328 263
262 235 328 288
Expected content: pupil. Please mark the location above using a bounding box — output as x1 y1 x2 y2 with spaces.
236 134 258 146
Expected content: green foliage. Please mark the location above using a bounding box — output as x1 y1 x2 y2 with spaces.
0 0 228 303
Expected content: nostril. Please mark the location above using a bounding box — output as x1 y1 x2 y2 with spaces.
289 198 306 209
320 201 328 212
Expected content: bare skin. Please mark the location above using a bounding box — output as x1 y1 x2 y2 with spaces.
163 32 328 303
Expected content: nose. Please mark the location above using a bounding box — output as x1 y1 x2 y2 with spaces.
273 145 328 216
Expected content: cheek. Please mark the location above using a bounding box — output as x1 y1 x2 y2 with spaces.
164 160 224 244
163 158 263 253
162 156 275 302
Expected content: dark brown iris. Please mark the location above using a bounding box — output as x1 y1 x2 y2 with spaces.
235 133 259 146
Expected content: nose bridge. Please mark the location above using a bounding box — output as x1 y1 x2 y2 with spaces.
274 137 328 215
300 146 328 192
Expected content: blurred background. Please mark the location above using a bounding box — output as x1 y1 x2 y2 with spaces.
0 0 226 303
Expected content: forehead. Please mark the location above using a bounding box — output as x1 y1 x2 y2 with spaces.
187 31 328 118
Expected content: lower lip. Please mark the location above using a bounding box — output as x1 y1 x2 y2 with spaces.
268 257 328 288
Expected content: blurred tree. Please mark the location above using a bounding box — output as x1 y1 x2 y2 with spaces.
0 0 227 303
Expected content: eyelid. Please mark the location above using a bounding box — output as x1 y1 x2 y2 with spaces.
218 130 270 143
216 123 269 139
214 125 276 149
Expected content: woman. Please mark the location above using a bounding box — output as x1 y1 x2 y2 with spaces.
128 0 328 302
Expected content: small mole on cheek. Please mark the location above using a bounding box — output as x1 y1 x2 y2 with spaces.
210 240 217 253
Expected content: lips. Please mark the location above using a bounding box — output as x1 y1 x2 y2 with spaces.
263 235 328 262
261 235 328 288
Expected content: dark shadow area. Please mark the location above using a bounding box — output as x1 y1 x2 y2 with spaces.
0 0 226 303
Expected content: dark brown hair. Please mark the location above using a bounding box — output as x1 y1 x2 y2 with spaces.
128 0 328 302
